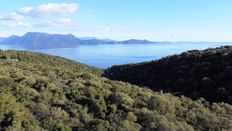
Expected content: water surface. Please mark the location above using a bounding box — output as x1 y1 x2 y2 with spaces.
0 42 231 68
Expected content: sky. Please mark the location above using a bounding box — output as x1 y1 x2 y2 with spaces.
0 0 232 41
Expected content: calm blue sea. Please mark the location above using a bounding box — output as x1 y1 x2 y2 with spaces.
0 42 231 68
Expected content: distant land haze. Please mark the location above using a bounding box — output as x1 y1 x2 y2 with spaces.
0 37 6 42
0 32 156 49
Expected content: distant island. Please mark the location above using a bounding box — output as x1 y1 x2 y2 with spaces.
0 32 156 49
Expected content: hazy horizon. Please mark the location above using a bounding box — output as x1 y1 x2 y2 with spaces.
1 31 232 43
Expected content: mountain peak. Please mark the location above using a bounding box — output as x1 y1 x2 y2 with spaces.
24 32 76 38
24 32 49 37
0 32 81 49
8 35 20 39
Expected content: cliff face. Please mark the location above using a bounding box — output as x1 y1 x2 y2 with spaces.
0 50 232 130
105 46 232 104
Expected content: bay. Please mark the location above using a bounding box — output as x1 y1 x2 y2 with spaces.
0 42 231 68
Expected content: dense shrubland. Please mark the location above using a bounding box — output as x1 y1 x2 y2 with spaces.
105 46 232 104
0 50 232 130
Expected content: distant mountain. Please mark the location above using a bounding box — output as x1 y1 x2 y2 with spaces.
80 37 116 44
0 37 6 43
1 35 20 45
1 32 81 49
0 32 156 49
119 39 154 44
79 37 97 40
81 39 115 45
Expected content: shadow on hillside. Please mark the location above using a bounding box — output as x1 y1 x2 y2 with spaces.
104 46 232 104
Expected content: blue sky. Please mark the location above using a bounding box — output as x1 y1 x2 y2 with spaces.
0 0 232 41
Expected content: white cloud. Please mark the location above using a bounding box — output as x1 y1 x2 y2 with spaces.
0 33 7 37
103 26 126 32
0 3 77 29
53 18 72 25
18 3 78 18
0 12 24 21
33 18 72 28
104 27 110 31
0 21 32 28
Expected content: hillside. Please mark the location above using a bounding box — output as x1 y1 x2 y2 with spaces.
0 50 232 130
104 46 232 104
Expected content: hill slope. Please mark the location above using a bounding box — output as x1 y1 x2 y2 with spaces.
104 46 232 104
0 50 232 130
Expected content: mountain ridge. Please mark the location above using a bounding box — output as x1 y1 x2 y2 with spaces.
0 32 156 49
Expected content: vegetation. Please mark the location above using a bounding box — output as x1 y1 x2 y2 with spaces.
0 50 232 130
105 46 232 104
